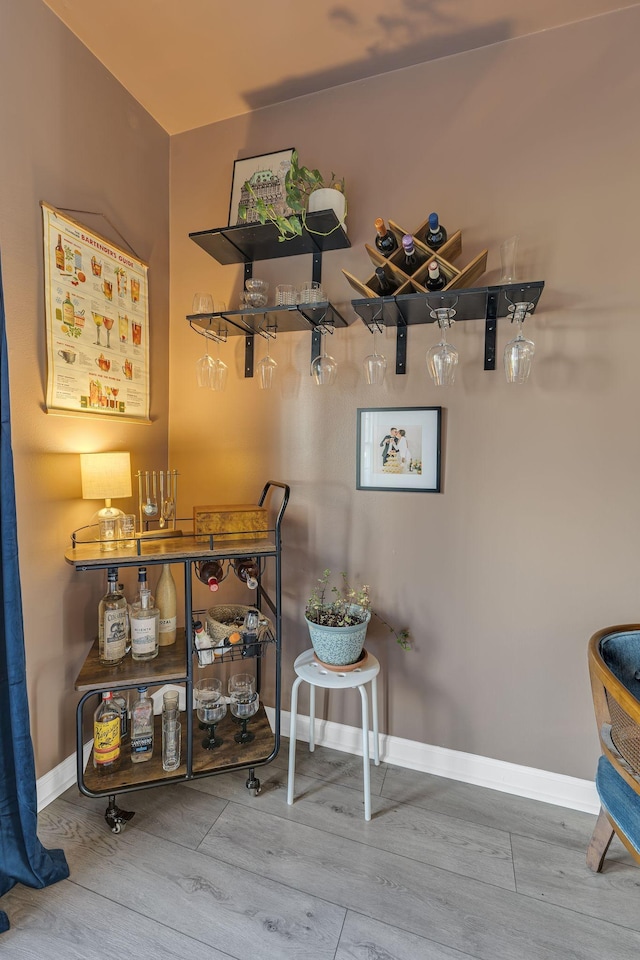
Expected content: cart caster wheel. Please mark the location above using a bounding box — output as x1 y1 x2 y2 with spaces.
246 775 261 796
104 796 135 834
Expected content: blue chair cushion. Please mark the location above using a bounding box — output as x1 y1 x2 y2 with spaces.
596 755 640 856
599 630 640 699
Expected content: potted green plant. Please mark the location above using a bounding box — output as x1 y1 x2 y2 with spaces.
305 570 410 666
239 150 346 242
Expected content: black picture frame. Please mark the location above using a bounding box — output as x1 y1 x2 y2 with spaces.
228 148 295 227
356 406 442 492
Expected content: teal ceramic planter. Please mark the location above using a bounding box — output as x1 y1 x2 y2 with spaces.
305 605 371 666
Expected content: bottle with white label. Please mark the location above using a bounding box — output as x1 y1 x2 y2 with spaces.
130 686 154 763
156 563 177 646
130 588 159 661
98 568 127 666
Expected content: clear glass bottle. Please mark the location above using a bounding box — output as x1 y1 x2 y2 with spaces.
130 686 154 763
112 690 129 744
156 563 177 646
374 218 398 256
130 588 159 661
233 558 260 590
424 212 447 251
98 567 127 666
132 567 154 607
116 581 131 653
93 691 121 774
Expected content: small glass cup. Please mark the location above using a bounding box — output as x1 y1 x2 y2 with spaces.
275 284 297 306
98 517 118 552
118 514 137 546
162 689 179 716
299 281 324 304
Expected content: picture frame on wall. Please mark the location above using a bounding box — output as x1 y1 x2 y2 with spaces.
356 406 442 492
228 148 295 227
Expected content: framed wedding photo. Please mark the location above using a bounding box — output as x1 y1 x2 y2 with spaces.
228 148 295 226
356 406 442 493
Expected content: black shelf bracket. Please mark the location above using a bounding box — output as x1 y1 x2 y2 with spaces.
484 288 499 371
245 333 255 378
396 324 407 375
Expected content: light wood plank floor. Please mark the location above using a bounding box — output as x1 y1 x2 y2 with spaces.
2 741 640 959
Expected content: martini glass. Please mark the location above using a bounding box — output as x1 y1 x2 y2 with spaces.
363 327 387 385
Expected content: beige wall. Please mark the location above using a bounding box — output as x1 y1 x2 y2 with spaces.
0 0 170 775
170 5 640 781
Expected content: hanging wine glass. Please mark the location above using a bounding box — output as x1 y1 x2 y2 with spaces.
426 308 458 386
311 328 338 386
363 325 387 385
504 311 535 384
196 335 215 388
257 332 277 390
209 303 228 391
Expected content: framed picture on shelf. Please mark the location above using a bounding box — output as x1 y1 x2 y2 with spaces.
228 148 295 227
356 406 442 493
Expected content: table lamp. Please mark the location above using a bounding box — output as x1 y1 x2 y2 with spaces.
80 451 132 546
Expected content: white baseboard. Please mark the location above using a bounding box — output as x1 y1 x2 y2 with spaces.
38 718 599 817
266 707 599 815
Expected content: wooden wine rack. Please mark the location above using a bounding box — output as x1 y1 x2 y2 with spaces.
342 215 488 299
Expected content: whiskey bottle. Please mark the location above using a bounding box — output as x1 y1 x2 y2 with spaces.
196 559 225 592
156 563 177 646
374 218 398 256
130 686 154 763
424 212 447 251
62 291 75 327
98 568 127 666
93 691 121 774
130 588 159 661
55 234 65 272
233 558 260 590
425 260 447 291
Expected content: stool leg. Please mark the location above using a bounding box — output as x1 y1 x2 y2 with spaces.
371 674 380 766
309 683 316 753
358 684 371 821
287 676 303 806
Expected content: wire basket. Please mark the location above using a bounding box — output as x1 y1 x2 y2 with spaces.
205 604 274 644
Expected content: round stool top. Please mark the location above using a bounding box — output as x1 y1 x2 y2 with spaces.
293 648 380 689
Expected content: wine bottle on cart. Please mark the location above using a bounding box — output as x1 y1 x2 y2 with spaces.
374 218 398 256
196 559 225 592
233 558 260 590
155 563 177 646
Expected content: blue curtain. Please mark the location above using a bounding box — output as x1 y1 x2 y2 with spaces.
0 253 69 932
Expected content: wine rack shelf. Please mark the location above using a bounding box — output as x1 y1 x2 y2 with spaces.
70 481 289 825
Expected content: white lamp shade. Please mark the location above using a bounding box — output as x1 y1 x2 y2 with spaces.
80 452 132 501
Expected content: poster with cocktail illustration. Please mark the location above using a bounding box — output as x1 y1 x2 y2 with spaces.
41 201 150 421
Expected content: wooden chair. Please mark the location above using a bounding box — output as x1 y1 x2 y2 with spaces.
587 625 640 871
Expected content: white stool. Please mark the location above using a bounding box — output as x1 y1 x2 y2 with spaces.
287 648 380 821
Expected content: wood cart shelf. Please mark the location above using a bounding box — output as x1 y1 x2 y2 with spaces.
69 481 289 831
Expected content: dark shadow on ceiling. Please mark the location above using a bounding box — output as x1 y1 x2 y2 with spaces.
241 5 512 113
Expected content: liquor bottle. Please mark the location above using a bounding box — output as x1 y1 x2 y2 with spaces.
374 218 398 256
425 260 447 291
196 559 225 592
130 588 159 661
62 291 74 327
93 691 121 774
375 267 399 297
233 558 260 590
130 686 154 763
115 581 131 653
424 212 447 251
132 567 154 607
112 690 129 744
98 568 127 666
55 234 65 272
156 563 177 646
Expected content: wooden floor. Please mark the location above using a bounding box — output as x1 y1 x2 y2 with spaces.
3 741 640 959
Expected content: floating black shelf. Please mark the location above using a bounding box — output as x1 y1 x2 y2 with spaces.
187 301 350 339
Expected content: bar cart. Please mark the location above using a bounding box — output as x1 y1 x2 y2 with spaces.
66 481 289 833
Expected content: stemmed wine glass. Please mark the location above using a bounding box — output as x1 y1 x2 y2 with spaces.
363 325 387 385
311 329 338 386
196 336 215 388
426 308 458 387
228 674 259 744
92 311 103 346
257 332 277 390
194 678 227 749
504 302 535 383
103 315 114 348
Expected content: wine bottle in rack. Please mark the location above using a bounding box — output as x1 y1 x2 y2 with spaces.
98 567 127 666
374 218 398 256
233 558 260 590
425 260 447 291
156 563 177 646
375 266 399 297
424 212 447 251
196 559 225 592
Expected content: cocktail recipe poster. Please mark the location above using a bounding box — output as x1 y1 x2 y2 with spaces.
42 202 150 421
